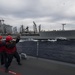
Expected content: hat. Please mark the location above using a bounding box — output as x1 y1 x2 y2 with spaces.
6 35 13 41
0 36 3 39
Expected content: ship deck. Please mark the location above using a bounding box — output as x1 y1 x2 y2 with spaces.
0 56 75 75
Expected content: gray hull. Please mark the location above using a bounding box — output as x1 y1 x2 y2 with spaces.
20 30 75 40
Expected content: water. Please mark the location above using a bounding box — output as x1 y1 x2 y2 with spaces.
17 40 75 64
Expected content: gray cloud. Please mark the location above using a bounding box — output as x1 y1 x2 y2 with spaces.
0 0 75 30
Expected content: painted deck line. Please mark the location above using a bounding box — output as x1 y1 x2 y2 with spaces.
0 68 21 75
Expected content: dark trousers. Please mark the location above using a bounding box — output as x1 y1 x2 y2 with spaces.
0 51 6 65
5 51 20 69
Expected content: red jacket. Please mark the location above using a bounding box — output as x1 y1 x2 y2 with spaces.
5 46 16 54
5 38 20 54
0 41 5 52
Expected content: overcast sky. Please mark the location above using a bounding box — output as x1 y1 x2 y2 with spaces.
0 0 75 31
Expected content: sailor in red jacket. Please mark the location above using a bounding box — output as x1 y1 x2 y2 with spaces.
5 35 21 72
0 36 6 65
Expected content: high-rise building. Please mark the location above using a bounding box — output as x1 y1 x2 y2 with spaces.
0 19 12 34
13 27 17 34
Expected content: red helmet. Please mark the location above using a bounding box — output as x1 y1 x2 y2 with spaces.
0 36 3 39
6 35 13 41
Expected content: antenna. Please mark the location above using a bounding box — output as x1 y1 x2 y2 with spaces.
62 23 66 30
2 19 4 24
33 21 37 33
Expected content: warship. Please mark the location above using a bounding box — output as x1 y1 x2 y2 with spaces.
18 22 75 41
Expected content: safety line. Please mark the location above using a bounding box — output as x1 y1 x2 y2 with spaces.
0 68 21 75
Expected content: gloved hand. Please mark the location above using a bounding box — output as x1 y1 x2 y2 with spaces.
16 34 21 39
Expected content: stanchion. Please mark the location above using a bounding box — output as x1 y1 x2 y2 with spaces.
36 41 39 58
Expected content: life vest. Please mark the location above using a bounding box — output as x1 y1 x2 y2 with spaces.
0 41 5 52
5 41 17 54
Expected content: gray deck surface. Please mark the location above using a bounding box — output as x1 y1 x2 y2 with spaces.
0 56 75 75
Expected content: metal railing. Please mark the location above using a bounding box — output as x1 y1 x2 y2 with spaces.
17 40 75 64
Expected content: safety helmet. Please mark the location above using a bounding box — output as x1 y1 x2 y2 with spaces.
6 35 13 41
0 36 3 39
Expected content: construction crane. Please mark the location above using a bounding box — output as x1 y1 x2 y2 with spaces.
33 21 37 33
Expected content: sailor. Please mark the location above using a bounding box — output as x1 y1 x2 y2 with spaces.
0 36 6 65
5 35 22 72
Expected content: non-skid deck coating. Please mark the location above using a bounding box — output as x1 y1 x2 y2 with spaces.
0 56 75 75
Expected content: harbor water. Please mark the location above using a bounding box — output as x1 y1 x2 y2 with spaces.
17 40 75 64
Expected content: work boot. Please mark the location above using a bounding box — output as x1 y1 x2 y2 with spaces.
1 63 4 65
18 62 22 65
5 68 9 73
